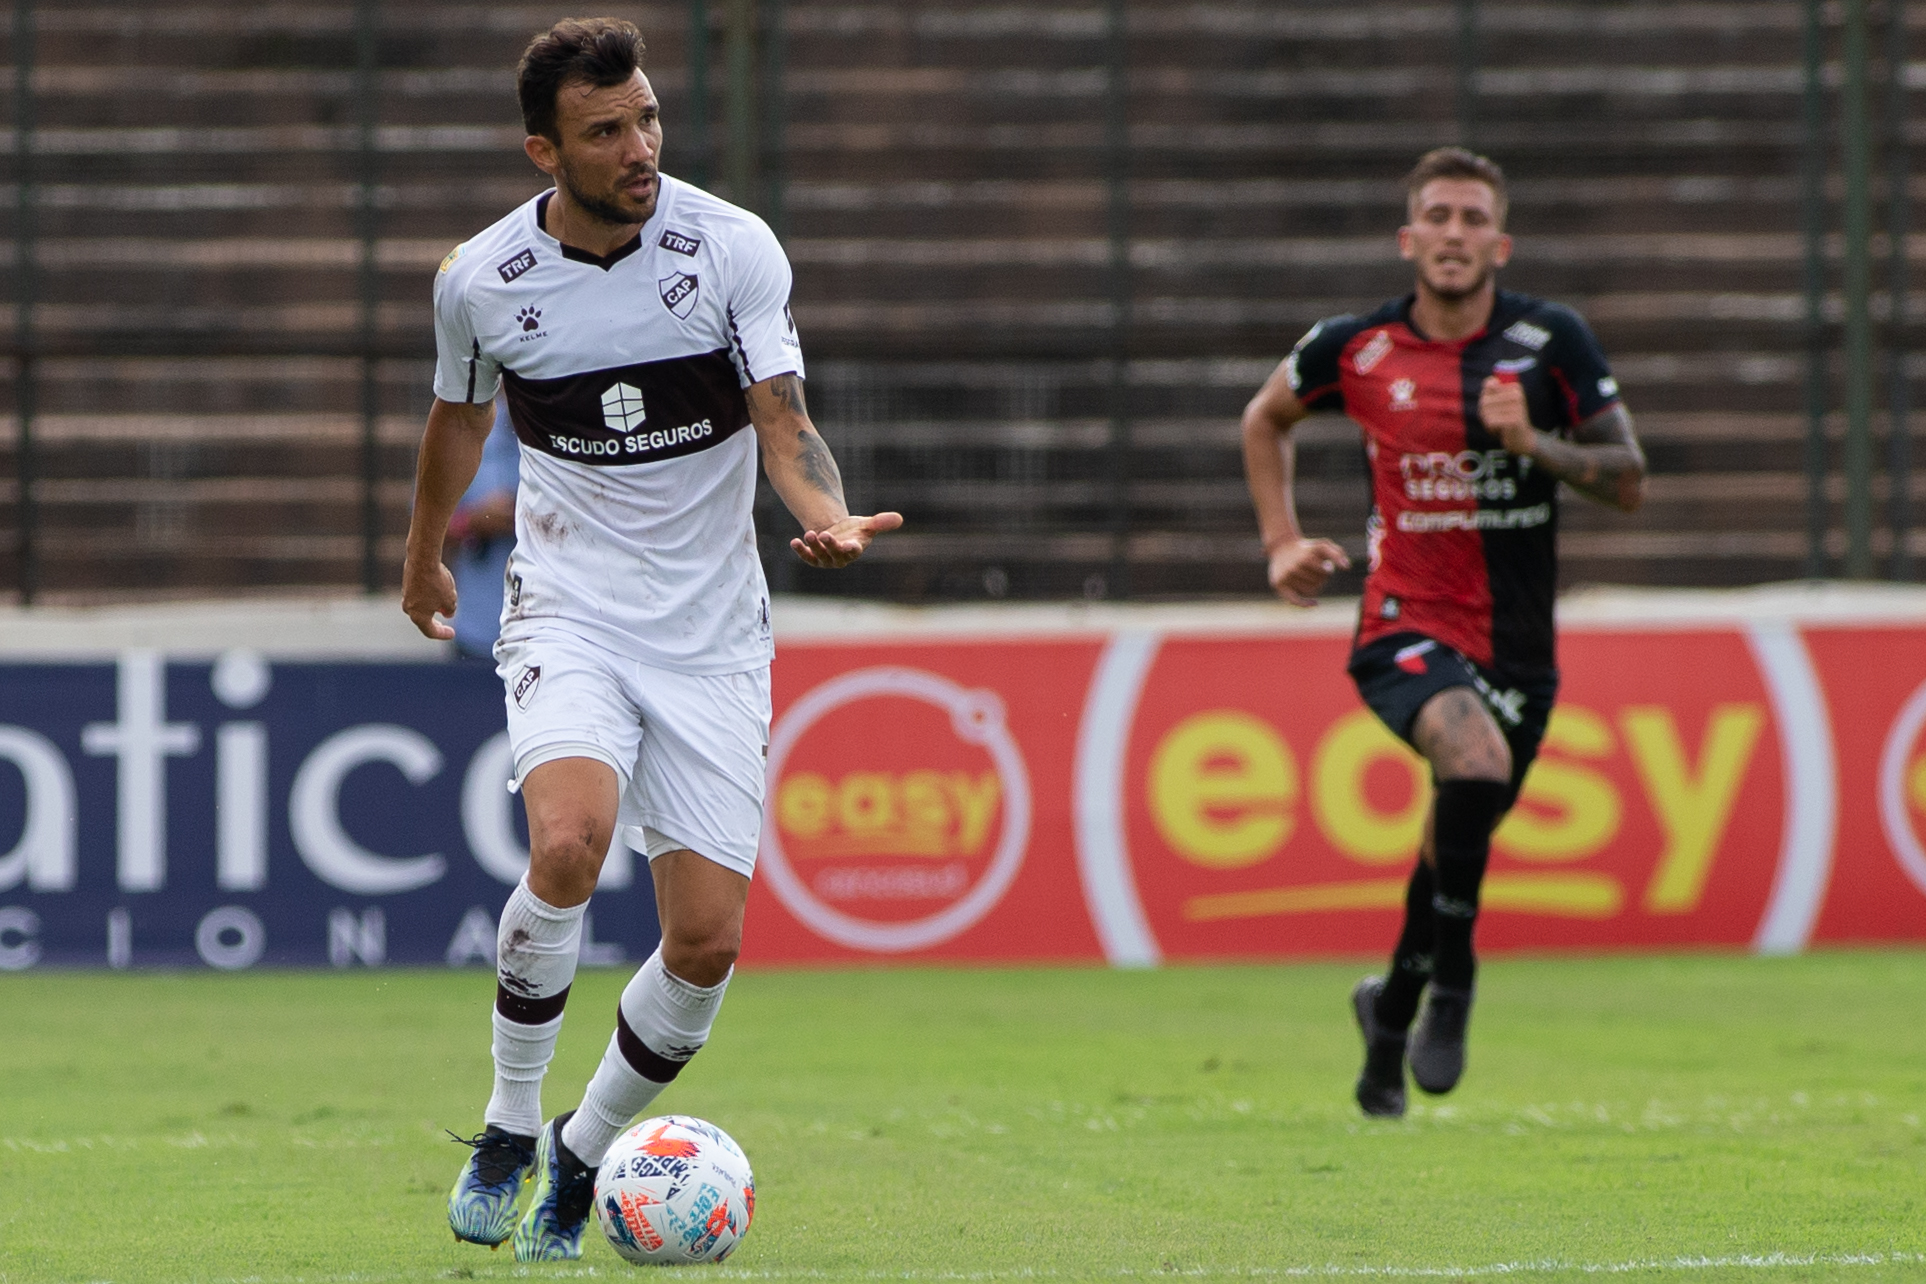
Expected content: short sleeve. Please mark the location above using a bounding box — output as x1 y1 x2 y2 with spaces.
1284 316 1352 411
1540 305 1620 424
432 253 503 404
722 220 805 388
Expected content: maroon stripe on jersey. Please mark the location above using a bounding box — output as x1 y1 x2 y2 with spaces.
503 347 750 468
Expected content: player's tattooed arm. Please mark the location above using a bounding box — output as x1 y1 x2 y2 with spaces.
1479 378 1646 512
747 371 902 568
793 427 844 500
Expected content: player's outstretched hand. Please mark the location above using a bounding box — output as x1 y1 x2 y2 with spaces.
1479 375 1536 456
1267 537 1351 607
401 556 459 641
791 512 904 569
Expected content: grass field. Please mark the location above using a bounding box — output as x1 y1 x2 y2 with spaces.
3 952 1924 1283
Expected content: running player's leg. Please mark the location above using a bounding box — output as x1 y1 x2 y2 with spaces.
450 756 618 1244
1375 812 1438 1035
1411 686 1510 992
1344 635 1492 1114
1404 667 1554 1093
493 756 620 1124
453 634 638 1248
560 846 747 1170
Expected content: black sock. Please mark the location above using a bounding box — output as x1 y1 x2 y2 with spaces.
1430 779 1508 992
1373 860 1435 1034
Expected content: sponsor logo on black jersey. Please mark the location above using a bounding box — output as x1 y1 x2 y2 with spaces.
601 382 647 431
498 247 538 283
516 306 547 342
1503 319 1550 350
658 229 702 256
502 348 750 469
659 271 699 319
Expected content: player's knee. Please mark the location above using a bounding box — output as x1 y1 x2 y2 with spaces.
528 827 604 906
1450 732 1510 785
662 926 740 988
1416 690 1510 783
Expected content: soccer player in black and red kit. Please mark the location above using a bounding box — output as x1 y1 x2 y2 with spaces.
1242 148 1647 1117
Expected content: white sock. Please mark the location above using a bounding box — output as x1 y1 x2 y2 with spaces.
487 1011 561 1138
483 877 585 1138
562 948 731 1167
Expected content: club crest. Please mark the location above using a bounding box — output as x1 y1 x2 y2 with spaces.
659 272 699 320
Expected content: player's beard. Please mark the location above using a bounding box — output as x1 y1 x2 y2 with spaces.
558 158 658 228
1421 257 1494 303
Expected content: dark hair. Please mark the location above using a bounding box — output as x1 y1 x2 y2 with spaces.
517 17 647 141
1404 146 1508 221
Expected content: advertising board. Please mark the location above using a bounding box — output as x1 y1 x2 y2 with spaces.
0 597 1921 969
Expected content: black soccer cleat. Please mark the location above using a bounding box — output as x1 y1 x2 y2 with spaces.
1351 975 1408 1119
1408 985 1473 1094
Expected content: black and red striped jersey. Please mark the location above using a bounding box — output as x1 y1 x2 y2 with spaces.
1287 290 1621 675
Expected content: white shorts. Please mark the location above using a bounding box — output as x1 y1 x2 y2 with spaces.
495 628 771 879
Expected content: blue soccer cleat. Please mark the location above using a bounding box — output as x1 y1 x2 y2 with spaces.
513 1111 597 1262
447 1124 536 1246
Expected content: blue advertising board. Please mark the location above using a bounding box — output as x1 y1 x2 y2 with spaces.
0 651 659 969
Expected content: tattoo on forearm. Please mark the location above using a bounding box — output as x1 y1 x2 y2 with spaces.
768 374 808 417
1529 405 1646 510
795 428 844 501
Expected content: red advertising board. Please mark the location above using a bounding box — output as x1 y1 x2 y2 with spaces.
740 610 1926 967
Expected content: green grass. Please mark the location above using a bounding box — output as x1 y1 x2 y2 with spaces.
2 953 1924 1283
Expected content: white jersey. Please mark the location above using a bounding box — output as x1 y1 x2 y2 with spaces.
431 176 802 674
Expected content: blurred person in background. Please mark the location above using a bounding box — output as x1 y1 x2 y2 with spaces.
1241 147 1645 1120
444 398 520 661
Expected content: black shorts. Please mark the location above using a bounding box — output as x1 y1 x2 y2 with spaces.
1347 632 1559 807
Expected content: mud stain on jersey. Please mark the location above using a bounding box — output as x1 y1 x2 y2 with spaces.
527 510 574 545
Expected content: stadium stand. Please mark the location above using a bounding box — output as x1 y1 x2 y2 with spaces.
0 1 1916 602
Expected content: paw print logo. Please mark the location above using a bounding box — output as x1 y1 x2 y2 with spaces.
517 306 542 332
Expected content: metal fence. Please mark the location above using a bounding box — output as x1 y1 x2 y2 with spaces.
2 0 1919 605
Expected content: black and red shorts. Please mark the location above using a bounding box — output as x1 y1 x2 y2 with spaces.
1346 631 1559 808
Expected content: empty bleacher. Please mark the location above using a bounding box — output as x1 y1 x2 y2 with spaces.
0 1 1915 602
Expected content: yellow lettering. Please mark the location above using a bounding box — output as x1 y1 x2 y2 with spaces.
1147 711 1296 869
1494 705 1623 863
1910 753 1926 815
1622 703 1765 914
837 772 897 835
900 771 952 839
1310 710 1428 864
946 772 1002 855
776 772 833 839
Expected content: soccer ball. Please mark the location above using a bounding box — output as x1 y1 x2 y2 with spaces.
593 1115 756 1265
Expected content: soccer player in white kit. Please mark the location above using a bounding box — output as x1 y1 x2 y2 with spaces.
401 18 901 1261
